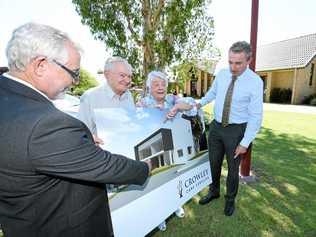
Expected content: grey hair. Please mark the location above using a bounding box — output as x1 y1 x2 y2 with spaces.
104 56 132 73
146 70 168 93
229 41 252 60
6 22 81 72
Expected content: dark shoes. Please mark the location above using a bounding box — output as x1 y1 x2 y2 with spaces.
224 200 235 216
198 192 220 205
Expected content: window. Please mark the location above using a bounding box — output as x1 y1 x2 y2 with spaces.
187 146 192 155
177 149 183 157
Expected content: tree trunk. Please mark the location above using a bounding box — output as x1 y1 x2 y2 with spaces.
142 0 156 80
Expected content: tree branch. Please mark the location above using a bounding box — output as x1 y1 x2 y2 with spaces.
125 14 142 46
152 0 165 30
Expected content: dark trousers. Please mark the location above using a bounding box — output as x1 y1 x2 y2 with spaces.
208 120 246 201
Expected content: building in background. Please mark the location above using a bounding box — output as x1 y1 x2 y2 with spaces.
182 60 217 98
256 33 316 104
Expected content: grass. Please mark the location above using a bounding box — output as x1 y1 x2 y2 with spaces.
1 111 315 237
148 111 316 237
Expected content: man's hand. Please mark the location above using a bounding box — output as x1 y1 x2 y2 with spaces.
234 145 247 159
92 134 104 146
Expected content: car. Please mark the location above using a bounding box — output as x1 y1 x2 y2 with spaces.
53 94 80 118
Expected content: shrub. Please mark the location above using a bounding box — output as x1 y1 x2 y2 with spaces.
270 88 292 103
302 93 316 105
71 69 98 96
310 98 316 106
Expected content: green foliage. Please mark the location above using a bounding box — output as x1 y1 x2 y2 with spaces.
270 88 292 103
302 93 316 105
172 61 197 92
171 59 218 94
71 69 98 96
310 98 316 106
72 0 216 84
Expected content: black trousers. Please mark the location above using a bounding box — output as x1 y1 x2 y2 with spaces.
208 120 246 201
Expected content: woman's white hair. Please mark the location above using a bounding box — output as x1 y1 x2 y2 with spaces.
146 70 168 94
6 22 81 71
104 56 132 73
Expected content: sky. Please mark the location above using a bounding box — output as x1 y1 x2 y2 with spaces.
1 0 316 75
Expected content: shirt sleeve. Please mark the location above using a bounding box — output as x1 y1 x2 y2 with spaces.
77 93 96 135
199 75 218 106
239 78 263 148
28 111 149 185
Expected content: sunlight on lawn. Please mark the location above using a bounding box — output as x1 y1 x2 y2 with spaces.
151 110 316 237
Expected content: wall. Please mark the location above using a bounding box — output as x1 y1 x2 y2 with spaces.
293 60 316 103
270 70 294 89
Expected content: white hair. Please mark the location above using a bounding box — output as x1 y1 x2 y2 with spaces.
6 22 81 72
146 70 169 92
104 56 132 73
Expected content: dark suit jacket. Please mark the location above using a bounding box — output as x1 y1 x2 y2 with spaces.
0 76 149 237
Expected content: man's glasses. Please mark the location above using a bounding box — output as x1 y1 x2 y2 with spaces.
53 60 80 85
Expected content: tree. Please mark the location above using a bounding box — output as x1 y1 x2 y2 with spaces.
72 0 216 84
71 69 99 96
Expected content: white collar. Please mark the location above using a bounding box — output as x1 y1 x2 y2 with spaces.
103 82 129 101
4 73 50 100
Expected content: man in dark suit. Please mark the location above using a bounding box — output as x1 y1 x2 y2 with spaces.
0 22 150 237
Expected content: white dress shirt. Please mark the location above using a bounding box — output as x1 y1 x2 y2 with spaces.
200 68 263 147
78 82 135 134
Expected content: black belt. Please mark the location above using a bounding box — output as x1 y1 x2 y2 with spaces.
214 120 247 127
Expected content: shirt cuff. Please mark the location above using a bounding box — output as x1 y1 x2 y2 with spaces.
239 138 251 148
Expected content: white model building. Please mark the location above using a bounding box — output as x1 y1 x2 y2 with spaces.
134 116 196 169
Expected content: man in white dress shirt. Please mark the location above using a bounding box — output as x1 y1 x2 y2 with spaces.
78 57 134 141
197 41 263 216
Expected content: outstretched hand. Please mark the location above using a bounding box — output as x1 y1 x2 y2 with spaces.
166 105 178 119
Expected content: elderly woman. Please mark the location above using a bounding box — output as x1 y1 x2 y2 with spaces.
136 70 197 231
136 70 197 119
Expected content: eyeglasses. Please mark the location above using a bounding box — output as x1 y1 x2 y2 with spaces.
53 59 80 85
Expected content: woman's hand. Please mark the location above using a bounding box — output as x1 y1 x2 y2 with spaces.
166 104 179 119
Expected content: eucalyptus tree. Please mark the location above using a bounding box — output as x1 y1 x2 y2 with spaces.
72 0 215 84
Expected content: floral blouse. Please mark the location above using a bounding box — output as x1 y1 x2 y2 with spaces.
136 94 197 116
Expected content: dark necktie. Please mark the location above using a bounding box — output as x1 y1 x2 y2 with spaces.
221 75 237 127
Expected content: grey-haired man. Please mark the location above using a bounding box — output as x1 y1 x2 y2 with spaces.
0 23 150 237
78 57 135 140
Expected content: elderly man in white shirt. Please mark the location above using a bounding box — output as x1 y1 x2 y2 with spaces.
78 57 134 142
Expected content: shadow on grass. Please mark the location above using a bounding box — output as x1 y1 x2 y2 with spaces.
148 127 316 237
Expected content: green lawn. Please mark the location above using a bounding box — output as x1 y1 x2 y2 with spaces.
149 111 316 237
1 111 315 237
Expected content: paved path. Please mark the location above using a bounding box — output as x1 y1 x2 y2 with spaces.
263 103 316 114
202 101 316 114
